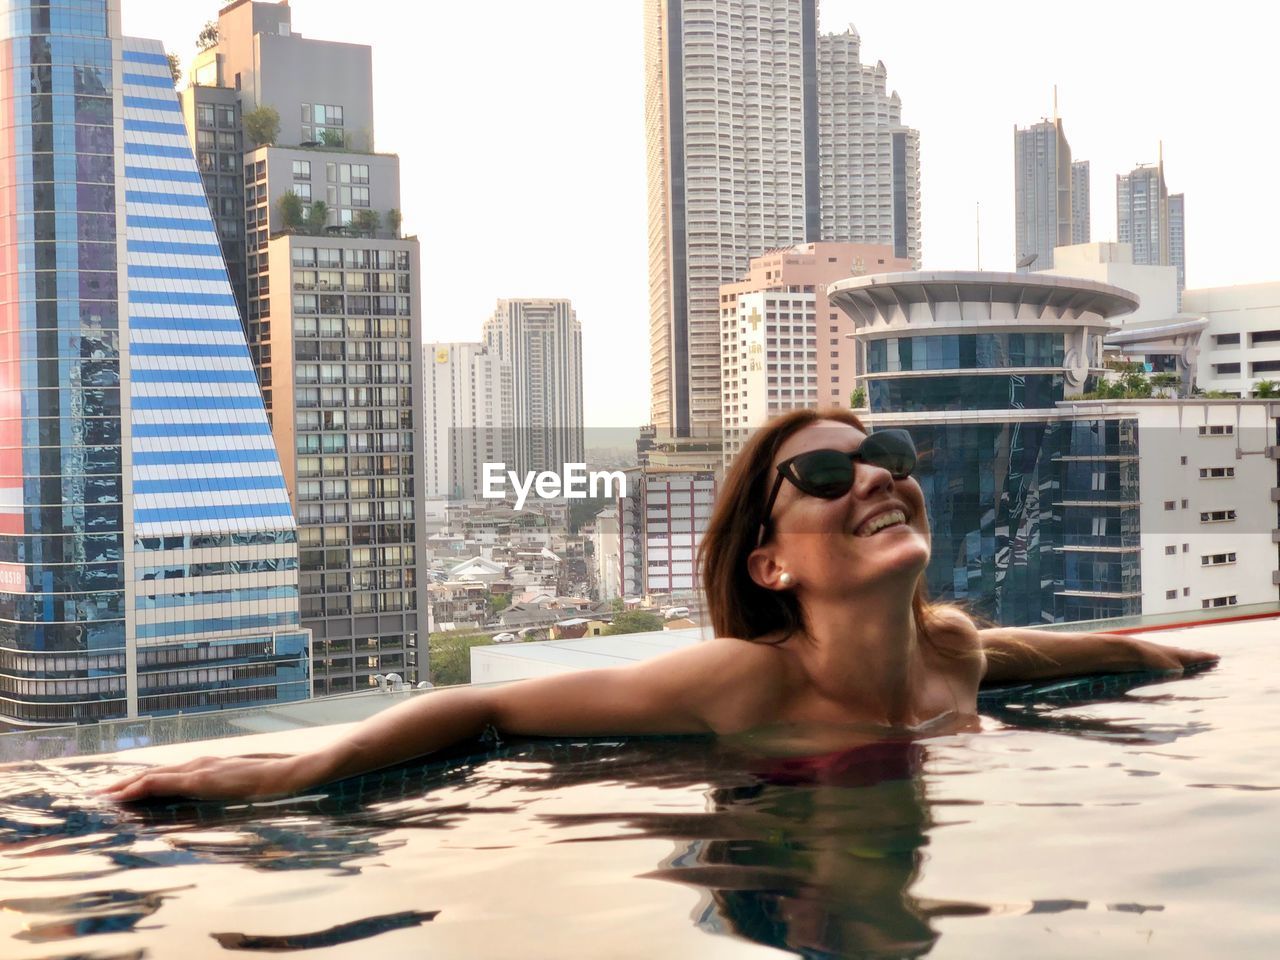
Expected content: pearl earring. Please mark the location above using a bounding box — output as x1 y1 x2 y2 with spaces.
779 572 793 586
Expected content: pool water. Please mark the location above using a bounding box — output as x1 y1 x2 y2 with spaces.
1 619 1277 959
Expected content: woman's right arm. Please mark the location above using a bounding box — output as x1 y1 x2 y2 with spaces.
102 638 768 803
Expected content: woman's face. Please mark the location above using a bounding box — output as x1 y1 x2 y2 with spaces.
753 420 931 597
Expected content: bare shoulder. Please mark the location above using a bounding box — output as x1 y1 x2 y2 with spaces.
921 604 986 676
657 634 799 731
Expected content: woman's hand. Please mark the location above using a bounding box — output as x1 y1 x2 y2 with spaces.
99 752 314 803
980 626 1220 684
1121 636 1220 674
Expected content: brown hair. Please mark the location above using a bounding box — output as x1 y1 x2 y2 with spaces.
698 407 959 652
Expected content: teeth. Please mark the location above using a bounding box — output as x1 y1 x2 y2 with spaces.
858 510 906 537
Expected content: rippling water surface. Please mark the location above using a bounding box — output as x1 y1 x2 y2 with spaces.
1 623 1277 959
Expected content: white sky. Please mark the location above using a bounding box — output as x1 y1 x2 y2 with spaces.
125 1 1280 428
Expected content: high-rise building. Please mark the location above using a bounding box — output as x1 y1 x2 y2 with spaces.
831 272 1142 624
617 468 716 601
0 4 310 727
1070 160 1091 245
645 0 818 439
423 342 513 500
1116 153 1185 302
482 299 584 477
184 2 426 696
817 28 921 267
718 242 913 462
1168 193 1185 295
646 3 920 440
1014 117 1084 271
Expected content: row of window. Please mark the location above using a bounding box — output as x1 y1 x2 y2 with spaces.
1162 546 1238 566
292 270 408 291
294 316 412 339
292 247 409 270
1213 361 1280 376
290 160 369 184
300 593 416 617
1214 331 1280 348
291 293 411 316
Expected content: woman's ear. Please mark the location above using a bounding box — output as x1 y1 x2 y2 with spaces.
747 547 788 591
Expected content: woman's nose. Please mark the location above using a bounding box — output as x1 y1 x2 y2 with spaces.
853 460 896 498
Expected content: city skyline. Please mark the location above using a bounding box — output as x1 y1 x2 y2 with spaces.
125 0 1280 427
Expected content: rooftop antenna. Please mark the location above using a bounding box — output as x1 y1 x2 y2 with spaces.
1053 85 1058 121
976 202 981 270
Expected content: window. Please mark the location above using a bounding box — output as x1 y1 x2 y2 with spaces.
1164 545 1176 556
1250 359 1280 375
1250 329 1280 345
1198 424 1234 437
1214 333 1240 347
1180 456 1187 465
1213 362 1241 375
1199 467 1235 479
196 104 215 127
1182 543 1189 553
294 183 311 202
292 160 311 180
1201 552 1237 566
1163 500 1175 511
1165 590 1177 600
1199 510 1237 523
1181 499 1189 509
1201 595 1238 609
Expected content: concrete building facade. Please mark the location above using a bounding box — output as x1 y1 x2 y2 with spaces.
1116 156 1185 303
1014 118 1085 271
182 2 428 696
482 299 584 478
1185 283 1280 395
719 242 912 462
817 28 921 267
422 342 513 501
617 468 716 602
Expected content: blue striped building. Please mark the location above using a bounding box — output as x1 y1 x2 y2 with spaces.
0 2 309 726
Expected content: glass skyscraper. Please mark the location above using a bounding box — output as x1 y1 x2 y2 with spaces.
831 272 1144 625
0 0 309 727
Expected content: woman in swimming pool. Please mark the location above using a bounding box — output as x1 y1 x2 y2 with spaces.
103 409 1216 802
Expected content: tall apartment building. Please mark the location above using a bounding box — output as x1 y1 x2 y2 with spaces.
183 1 426 695
1117 155 1185 302
0 7 310 727
1014 118 1088 271
1070 160 1090 245
617 468 716 601
482 300 584 477
423 342 513 500
718 242 912 462
817 28 921 267
645 2 920 440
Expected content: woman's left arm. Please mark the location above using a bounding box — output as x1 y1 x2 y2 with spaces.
979 627 1219 685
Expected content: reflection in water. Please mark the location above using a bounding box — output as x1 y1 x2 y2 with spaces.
0 672 1218 958
211 909 439 952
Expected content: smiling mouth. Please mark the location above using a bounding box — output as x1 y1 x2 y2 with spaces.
855 510 908 537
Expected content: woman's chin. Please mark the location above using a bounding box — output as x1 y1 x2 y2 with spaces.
846 531 931 581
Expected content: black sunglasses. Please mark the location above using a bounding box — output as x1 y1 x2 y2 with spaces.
757 429 917 546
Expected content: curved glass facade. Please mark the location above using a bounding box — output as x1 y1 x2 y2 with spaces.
867 332 1065 373
870 374 1069 413
909 417 1140 625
